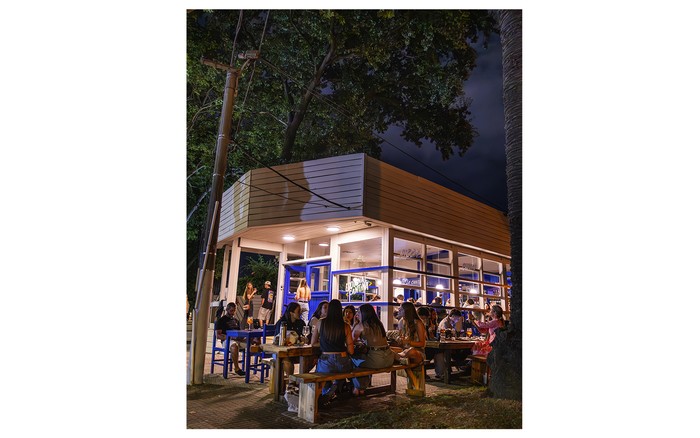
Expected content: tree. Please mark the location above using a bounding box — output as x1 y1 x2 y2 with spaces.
486 9 522 401
186 10 497 304
236 254 279 297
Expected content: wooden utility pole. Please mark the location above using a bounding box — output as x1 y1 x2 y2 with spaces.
188 51 259 385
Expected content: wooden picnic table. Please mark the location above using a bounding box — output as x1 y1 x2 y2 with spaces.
260 343 321 401
425 338 482 384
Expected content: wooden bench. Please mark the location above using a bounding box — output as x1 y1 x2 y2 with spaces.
289 363 425 423
468 355 490 385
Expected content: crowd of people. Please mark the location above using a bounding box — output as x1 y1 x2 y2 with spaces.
214 280 508 407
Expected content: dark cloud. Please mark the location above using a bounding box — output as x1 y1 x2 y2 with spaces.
379 34 507 212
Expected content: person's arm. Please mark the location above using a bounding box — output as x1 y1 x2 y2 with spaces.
352 323 363 342
294 287 300 300
414 320 427 348
476 318 500 330
310 321 320 346
345 324 355 355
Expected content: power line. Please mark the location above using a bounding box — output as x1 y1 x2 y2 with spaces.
232 140 357 211
236 179 362 211
258 58 505 211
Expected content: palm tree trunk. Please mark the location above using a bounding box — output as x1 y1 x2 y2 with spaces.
487 9 522 401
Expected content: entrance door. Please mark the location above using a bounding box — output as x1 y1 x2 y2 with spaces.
282 261 331 318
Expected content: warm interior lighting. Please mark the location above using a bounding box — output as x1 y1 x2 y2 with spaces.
376 279 382 286
282 235 295 241
326 226 340 232
319 243 329 247
436 284 444 290
469 288 477 294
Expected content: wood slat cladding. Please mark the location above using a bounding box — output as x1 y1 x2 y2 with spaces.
217 153 510 259
246 154 364 228
363 155 510 256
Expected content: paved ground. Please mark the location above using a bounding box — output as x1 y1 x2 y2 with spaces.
187 348 478 429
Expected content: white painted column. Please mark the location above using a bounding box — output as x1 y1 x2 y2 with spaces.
225 243 242 303
219 244 231 301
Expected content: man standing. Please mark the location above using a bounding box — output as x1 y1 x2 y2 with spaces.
214 302 245 376
258 280 275 324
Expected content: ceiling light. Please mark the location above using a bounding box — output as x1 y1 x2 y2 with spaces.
326 226 340 232
469 288 478 294
282 235 295 241
319 243 329 247
436 284 444 290
393 279 402 285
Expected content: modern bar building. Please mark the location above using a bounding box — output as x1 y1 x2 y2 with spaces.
215 153 511 329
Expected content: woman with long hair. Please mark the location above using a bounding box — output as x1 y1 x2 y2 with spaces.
310 299 354 404
242 282 257 321
295 279 311 323
350 304 394 395
472 304 505 356
274 302 306 377
308 300 329 344
394 301 427 365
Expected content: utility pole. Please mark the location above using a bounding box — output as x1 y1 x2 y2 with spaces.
188 50 259 385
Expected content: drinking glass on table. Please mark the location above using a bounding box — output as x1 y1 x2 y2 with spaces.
247 316 253 330
302 326 310 344
466 327 473 337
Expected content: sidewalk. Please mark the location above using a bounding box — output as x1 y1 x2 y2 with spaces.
187 346 477 429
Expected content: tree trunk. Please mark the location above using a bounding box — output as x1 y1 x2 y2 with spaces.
487 9 522 401
281 39 337 162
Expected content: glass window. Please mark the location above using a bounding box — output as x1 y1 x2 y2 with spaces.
393 238 423 271
286 241 305 261
427 261 451 276
426 245 451 263
392 270 422 288
426 275 450 291
339 237 382 270
308 237 330 258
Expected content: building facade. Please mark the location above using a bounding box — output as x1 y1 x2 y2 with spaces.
215 153 511 329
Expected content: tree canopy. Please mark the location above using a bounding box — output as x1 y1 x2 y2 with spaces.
186 10 497 303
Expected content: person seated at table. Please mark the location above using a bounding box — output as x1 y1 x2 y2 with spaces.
308 300 329 344
472 304 506 356
393 301 427 366
214 302 246 376
274 302 307 378
310 299 355 405
434 308 470 378
349 304 395 396
343 305 358 329
417 306 437 341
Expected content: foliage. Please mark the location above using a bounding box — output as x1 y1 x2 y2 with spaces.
236 254 279 296
186 10 497 301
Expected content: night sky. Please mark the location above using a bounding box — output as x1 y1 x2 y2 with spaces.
379 33 507 212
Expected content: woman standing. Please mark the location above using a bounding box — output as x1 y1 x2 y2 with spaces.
242 282 257 322
350 304 394 396
310 299 354 404
295 279 311 323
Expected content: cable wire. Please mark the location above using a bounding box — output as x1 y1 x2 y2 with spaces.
232 140 356 211
259 57 504 210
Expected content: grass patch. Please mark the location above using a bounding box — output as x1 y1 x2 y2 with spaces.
317 387 521 429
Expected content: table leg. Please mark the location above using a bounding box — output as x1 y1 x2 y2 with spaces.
443 350 452 384
300 355 314 373
245 336 252 383
273 355 283 401
223 336 230 379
